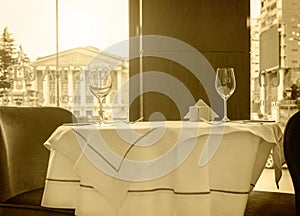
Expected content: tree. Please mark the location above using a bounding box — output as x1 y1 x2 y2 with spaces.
0 27 31 91
0 27 18 71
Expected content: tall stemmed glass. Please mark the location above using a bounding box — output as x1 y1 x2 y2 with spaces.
89 66 112 125
215 67 236 121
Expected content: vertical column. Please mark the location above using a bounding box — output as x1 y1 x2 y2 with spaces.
56 69 61 107
43 73 49 105
260 73 266 114
68 69 74 107
117 70 122 105
278 69 285 101
278 23 286 101
80 71 86 116
32 68 38 106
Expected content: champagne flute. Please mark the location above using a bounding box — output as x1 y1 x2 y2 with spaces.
89 66 112 125
215 67 236 121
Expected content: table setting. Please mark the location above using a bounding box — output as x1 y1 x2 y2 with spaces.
41 66 284 215
41 120 283 216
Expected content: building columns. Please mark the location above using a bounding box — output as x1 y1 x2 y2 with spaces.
80 71 86 116
68 69 74 107
117 70 122 105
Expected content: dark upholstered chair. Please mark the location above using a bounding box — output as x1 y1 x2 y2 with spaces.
244 190 295 216
0 107 76 216
284 110 300 216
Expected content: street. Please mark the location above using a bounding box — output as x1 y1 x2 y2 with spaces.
254 167 294 193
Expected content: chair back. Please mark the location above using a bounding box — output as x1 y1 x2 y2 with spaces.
284 110 300 215
0 107 76 203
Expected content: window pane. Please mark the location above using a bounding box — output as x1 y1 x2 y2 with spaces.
0 0 129 121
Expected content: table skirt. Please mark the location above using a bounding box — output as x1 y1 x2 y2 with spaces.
42 123 279 216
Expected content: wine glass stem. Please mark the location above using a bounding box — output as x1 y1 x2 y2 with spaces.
223 98 229 121
98 97 104 124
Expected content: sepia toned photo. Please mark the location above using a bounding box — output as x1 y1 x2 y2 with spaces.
0 0 297 215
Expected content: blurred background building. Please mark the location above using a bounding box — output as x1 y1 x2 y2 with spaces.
251 0 300 128
0 46 129 121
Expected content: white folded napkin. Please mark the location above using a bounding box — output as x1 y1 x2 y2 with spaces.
184 99 218 121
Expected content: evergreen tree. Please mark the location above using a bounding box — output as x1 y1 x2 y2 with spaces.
0 27 31 91
0 27 18 71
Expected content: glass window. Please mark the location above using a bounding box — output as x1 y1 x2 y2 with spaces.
251 0 300 130
0 0 129 120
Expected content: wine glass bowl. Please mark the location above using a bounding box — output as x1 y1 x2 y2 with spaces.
215 67 236 121
88 66 113 125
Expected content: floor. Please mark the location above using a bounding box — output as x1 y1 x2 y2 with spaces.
254 167 294 194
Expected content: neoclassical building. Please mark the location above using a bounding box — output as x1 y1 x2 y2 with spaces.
4 46 129 120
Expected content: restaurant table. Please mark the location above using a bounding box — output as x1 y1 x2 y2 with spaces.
41 121 283 216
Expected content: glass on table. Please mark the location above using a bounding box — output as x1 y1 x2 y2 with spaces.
215 67 236 121
88 66 113 125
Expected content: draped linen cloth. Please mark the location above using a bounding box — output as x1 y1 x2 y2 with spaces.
42 121 282 216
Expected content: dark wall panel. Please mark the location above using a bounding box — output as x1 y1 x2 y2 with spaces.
129 0 250 121
142 0 249 52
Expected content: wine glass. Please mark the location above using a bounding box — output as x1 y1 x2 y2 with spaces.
88 66 113 125
215 67 236 121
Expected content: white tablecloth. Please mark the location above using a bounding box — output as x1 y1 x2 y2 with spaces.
42 121 283 216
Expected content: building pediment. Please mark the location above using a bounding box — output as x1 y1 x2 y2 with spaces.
31 46 125 68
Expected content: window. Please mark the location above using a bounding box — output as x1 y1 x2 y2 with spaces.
0 0 129 120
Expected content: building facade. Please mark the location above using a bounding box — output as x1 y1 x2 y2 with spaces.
1 46 129 121
259 0 300 121
250 18 261 116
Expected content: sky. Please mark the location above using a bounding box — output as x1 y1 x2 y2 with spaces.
251 0 261 18
0 0 260 61
0 0 129 60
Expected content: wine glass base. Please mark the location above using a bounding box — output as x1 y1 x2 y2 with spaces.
221 117 230 122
